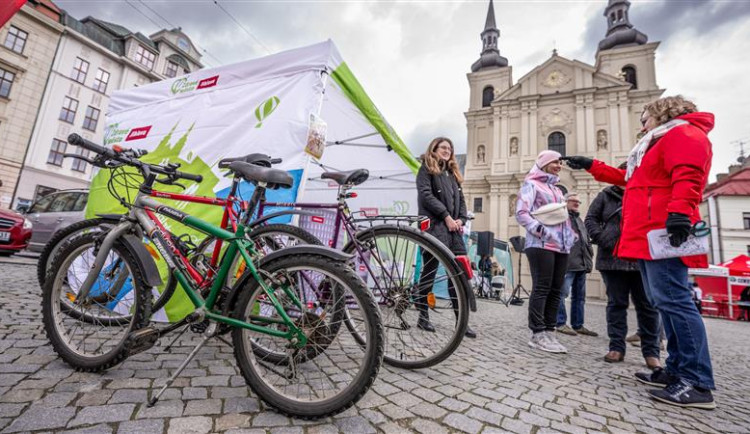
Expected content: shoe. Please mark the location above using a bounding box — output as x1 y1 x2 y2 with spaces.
604 351 624 363
528 332 563 353
648 379 716 410
464 326 477 339
627 333 641 347
417 316 435 333
544 332 568 353
635 367 675 387
573 326 598 337
556 325 577 336
645 356 662 370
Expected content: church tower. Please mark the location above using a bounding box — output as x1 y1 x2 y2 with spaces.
467 0 512 110
595 0 659 92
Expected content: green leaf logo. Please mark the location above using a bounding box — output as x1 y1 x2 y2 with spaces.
254 96 280 128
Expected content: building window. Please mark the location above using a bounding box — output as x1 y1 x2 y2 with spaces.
482 86 494 108
548 132 566 156
621 65 637 89
82 106 100 131
135 45 155 70
3 26 28 54
473 197 483 213
744 212 750 230
0 67 15 98
93 69 110 93
59 97 78 123
71 57 89 83
164 60 179 78
70 147 89 173
47 139 67 166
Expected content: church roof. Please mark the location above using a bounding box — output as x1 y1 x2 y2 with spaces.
471 0 508 72
598 0 648 51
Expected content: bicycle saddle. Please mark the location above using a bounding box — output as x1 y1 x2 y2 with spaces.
321 169 369 186
218 153 276 169
228 161 293 189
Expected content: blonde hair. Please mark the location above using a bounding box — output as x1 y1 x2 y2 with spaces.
643 95 698 126
423 137 463 183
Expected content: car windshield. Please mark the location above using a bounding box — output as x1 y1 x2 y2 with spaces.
28 194 55 213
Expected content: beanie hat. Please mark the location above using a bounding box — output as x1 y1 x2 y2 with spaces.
535 150 562 170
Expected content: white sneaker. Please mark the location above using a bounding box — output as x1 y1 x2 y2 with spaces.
543 331 568 354
529 332 561 353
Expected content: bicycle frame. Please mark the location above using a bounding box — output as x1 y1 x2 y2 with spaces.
74 181 310 346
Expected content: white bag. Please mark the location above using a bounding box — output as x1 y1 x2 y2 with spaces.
532 203 569 225
647 229 709 259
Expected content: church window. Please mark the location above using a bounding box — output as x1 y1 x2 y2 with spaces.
473 197 483 213
617 10 623 21
610 12 616 24
482 86 494 107
621 66 637 88
548 132 566 156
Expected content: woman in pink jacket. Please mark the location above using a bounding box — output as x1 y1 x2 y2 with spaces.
515 151 576 353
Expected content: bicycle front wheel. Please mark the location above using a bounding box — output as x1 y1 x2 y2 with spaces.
231 253 383 419
342 225 470 369
42 232 153 371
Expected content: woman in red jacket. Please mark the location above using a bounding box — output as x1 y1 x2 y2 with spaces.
563 95 716 410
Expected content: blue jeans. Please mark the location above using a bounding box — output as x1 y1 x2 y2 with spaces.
639 258 715 390
557 270 586 329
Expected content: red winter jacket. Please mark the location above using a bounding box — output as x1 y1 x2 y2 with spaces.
587 112 714 268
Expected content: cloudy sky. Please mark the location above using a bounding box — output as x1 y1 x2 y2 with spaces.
54 0 750 181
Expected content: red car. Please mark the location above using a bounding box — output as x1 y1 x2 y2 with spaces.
0 208 32 256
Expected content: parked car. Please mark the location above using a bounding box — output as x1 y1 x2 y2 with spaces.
0 208 33 256
25 189 88 252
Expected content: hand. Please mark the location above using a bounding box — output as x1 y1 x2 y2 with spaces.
561 156 593 170
444 216 460 232
455 219 463 227
666 213 692 247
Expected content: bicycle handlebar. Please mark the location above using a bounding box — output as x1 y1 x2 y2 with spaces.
66 133 202 184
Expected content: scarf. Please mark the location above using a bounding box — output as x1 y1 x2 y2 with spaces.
625 119 688 181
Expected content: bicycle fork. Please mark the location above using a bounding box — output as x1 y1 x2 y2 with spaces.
74 221 135 303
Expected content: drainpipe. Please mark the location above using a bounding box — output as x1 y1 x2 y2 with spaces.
707 195 721 264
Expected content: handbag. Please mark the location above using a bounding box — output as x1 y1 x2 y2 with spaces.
531 202 569 225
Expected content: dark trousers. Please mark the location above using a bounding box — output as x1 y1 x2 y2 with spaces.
526 248 569 333
601 270 660 357
415 250 459 319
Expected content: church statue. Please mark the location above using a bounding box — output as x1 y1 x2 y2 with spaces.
510 137 518 155
597 130 608 150
477 145 485 163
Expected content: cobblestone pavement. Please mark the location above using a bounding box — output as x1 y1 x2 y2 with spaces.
1 262 749 433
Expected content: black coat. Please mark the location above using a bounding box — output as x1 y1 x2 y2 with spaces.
584 186 639 272
567 211 593 272
416 164 468 254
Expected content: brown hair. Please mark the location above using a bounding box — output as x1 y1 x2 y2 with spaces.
423 137 463 183
643 95 698 126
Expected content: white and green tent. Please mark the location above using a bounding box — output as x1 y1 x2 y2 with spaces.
91 40 421 321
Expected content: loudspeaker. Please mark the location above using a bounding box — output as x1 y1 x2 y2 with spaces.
477 231 494 256
510 236 525 253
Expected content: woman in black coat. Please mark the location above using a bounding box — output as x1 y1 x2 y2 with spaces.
585 184 661 367
416 137 475 338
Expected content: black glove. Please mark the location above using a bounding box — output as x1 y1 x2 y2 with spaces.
560 156 593 170
666 213 692 247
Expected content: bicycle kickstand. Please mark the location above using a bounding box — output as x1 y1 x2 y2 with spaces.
148 323 216 407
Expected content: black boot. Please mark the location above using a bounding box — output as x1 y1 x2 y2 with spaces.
417 313 435 332
465 326 477 339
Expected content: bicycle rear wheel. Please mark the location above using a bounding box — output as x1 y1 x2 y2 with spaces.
342 225 470 369
231 253 383 419
42 232 153 371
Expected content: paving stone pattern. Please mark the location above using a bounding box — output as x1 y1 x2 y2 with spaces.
1 262 749 433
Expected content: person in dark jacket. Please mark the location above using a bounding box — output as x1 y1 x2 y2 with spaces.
585 183 661 368
556 193 597 337
416 137 476 338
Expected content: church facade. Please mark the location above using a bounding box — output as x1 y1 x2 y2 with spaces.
464 0 664 298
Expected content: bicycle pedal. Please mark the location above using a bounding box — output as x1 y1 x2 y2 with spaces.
126 327 160 356
190 320 209 334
